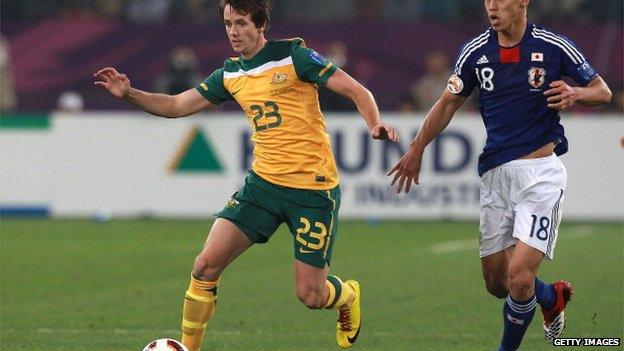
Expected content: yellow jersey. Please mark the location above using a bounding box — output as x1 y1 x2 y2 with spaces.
196 38 339 190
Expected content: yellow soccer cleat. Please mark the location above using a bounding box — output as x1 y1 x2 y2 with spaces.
336 280 361 349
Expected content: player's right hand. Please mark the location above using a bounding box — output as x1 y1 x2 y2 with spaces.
387 148 423 194
93 67 131 98
370 122 400 142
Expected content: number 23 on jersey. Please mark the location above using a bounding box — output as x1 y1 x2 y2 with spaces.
250 101 282 132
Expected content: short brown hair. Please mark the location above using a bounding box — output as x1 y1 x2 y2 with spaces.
219 0 272 32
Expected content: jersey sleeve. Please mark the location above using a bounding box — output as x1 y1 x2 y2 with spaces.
558 37 598 86
291 40 337 85
195 68 234 105
448 46 479 97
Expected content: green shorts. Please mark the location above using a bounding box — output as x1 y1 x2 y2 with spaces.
216 171 341 268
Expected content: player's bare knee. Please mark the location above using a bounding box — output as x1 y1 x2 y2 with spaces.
507 269 534 298
192 255 222 281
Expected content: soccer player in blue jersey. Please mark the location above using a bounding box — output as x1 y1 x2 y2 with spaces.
388 0 612 350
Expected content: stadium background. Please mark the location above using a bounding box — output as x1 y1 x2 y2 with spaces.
1 1 622 350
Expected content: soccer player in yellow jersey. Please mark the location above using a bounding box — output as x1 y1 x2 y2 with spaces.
94 0 398 349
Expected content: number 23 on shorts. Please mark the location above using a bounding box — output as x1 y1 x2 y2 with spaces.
296 217 329 252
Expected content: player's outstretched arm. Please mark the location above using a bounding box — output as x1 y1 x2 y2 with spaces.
388 89 466 193
544 76 612 111
94 67 213 118
325 69 399 142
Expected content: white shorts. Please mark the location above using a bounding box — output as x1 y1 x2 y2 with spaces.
479 154 567 260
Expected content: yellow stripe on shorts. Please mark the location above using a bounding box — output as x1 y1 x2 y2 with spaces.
323 189 337 259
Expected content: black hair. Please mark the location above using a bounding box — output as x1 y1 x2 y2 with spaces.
219 0 272 32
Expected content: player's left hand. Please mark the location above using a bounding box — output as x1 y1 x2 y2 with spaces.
544 80 580 111
387 147 423 194
370 123 399 142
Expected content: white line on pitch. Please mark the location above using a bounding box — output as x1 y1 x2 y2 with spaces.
431 238 477 254
430 226 597 254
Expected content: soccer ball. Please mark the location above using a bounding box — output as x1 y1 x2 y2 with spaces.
142 338 188 351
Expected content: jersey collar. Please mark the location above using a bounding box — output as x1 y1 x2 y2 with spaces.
239 41 273 70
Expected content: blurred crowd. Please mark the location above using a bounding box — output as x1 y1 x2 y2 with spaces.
2 0 622 24
1 1 622 114
321 43 622 114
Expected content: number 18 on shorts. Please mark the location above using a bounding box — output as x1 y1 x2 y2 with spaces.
479 155 566 260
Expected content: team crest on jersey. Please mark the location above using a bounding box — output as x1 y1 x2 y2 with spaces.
528 67 546 89
447 74 464 94
271 72 288 85
225 198 240 209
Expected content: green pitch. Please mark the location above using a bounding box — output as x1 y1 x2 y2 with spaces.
1 219 622 350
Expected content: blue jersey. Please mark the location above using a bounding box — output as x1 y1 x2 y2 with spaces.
448 23 598 176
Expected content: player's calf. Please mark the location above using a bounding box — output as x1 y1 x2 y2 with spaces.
507 268 535 300
481 249 512 299
498 243 543 350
